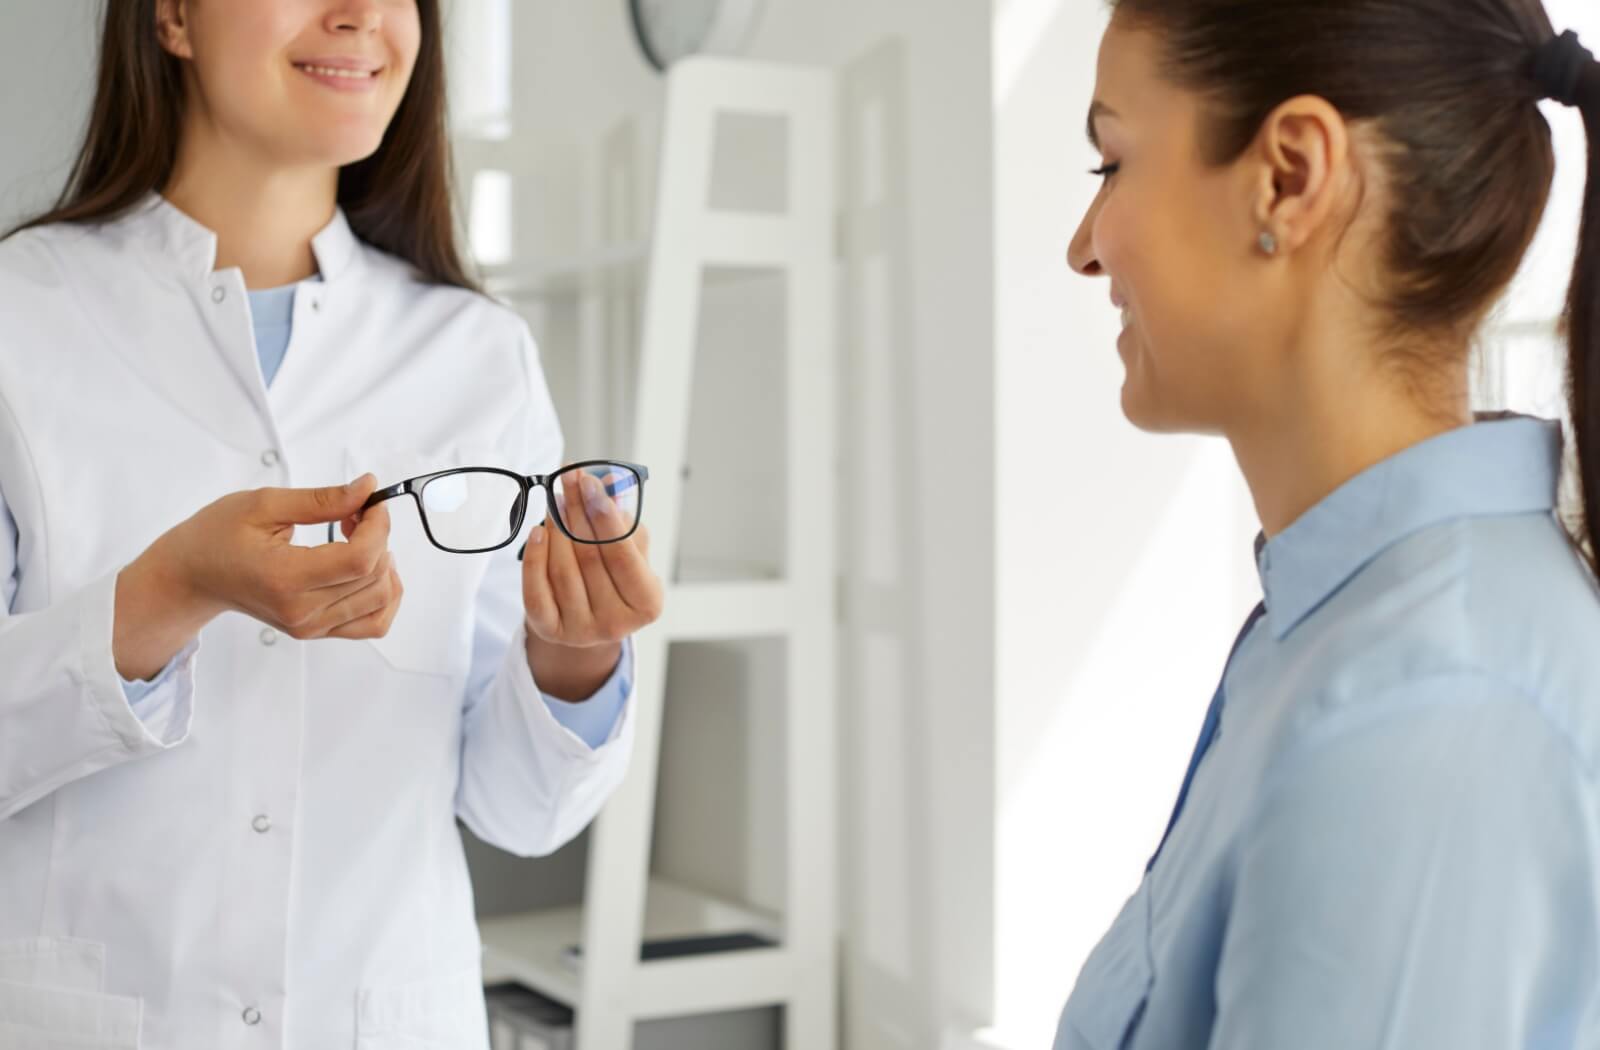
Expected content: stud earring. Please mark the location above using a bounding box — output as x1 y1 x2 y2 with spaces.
1258 231 1278 256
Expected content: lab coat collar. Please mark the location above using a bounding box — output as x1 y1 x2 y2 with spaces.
122 192 359 285
1253 413 1562 641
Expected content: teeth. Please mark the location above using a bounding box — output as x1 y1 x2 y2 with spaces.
297 64 375 79
1121 307 1132 327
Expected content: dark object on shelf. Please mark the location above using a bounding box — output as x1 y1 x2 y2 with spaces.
564 929 778 964
485 982 574 1050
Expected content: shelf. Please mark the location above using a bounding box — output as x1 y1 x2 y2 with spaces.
482 243 791 301
479 877 786 1017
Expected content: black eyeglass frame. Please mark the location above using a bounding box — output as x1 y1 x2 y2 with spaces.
324 459 650 557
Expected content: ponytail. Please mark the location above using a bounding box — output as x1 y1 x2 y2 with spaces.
1555 42 1600 565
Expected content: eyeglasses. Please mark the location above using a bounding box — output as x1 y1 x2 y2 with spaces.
326 459 649 557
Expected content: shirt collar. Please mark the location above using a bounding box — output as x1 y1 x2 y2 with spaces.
1254 414 1563 640
120 192 359 285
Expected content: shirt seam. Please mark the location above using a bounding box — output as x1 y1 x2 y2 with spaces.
1242 670 1598 848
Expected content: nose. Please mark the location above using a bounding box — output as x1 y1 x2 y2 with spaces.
326 1 383 34
1067 200 1104 278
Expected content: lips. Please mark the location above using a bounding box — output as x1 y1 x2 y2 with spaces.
1110 288 1131 329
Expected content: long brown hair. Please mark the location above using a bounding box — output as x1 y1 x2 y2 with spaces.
1111 0 1600 563
4 0 479 293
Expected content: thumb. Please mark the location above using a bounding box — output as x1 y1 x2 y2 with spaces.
266 473 378 526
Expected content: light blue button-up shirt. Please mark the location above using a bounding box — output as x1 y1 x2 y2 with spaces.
1057 415 1600 1049
120 284 630 749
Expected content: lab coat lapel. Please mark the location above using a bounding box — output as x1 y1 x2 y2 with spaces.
82 196 277 453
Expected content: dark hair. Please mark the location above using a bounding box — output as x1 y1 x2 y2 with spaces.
3 0 479 293
1111 0 1600 563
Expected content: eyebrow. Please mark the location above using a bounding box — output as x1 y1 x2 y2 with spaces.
1086 100 1116 151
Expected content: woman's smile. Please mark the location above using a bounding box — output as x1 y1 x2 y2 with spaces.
291 57 384 93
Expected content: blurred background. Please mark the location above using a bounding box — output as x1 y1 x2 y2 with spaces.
2 1 1594 1048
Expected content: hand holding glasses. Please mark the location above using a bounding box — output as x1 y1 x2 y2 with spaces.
325 459 649 558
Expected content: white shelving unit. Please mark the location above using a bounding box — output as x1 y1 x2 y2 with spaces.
473 56 839 1050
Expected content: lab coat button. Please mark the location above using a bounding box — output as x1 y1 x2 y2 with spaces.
251 814 272 833
260 449 280 468
242 1006 261 1025
260 627 278 646
311 297 322 312
211 286 226 304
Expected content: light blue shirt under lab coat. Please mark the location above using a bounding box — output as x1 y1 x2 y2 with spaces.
117 282 631 750
1057 415 1600 1049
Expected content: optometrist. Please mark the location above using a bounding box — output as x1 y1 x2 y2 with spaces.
0 2 663 1047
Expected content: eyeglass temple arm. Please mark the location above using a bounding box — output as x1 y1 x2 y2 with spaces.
324 484 408 544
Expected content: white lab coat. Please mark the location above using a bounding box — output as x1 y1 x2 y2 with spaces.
0 196 635 1048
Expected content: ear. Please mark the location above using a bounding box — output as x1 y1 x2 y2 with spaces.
155 0 195 60
1247 95 1351 255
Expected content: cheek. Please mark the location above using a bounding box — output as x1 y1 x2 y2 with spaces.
190 6 300 106
390 11 424 82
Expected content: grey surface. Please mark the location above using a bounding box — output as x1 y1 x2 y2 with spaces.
0 0 98 231
462 821 590 918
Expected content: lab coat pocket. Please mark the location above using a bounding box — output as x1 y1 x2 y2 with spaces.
0 937 105 994
0 979 142 1049
355 968 488 1050
1055 882 1154 1050
343 444 499 679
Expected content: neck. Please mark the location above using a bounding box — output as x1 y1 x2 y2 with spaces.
1228 320 1472 539
163 110 337 289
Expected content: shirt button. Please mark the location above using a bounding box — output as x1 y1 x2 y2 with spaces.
260 449 281 468
259 627 278 647
211 286 226 304
310 297 322 312
251 814 272 834
242 1006 261 1026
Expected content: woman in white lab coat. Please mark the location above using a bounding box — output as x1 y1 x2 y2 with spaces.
0 1 662 1046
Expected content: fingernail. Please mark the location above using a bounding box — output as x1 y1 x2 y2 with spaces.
531 525 545 545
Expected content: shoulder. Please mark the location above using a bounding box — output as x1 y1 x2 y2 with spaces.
352 240 535 355
1267 511 1600 788
0 223 74 294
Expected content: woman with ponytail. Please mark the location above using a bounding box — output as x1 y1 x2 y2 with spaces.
1058 2 1600 1046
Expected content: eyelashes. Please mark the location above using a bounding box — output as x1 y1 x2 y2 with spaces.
1089 162 1121 180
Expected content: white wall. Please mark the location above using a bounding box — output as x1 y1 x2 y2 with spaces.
990 0 1261 1040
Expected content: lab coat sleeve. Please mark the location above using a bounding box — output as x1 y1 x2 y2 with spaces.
1210 680 1600 1050
0 483 201 822
452 321 635 857
541 641 632 749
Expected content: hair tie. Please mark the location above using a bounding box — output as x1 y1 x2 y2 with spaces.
1532 30 1594 107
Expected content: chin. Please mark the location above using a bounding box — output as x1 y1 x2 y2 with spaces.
1119 378 1195 435
308 133 388 169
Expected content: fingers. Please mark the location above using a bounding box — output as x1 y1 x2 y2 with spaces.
545 499 596 629
299 503 393 591
596 524 663 618
311 552 404 639
320 559 404 641
562 480 626 620
261 474 376 526
568 472 658 619
520 523 561 638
